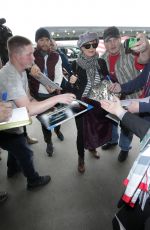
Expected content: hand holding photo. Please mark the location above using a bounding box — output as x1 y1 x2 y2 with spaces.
37 100 93 130
31 71 62 90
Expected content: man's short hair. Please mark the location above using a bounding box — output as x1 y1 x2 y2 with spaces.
7 35 32 55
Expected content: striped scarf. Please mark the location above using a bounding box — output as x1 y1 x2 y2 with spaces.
121 129 150 210
76 52 102 97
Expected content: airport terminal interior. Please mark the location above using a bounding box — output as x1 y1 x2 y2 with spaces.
0 117 140 230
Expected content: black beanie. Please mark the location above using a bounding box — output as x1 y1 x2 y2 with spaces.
103 26 120 42
35 28 51 42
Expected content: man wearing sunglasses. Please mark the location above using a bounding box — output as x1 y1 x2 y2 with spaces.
101 26 150 162
67 31 112 173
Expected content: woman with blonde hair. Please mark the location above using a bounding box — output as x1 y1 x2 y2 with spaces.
67 32 112 173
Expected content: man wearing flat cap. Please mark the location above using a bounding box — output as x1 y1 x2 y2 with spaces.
28 27 64 157
101 26 150 162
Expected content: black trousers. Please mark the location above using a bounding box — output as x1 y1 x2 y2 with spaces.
41 123 60 144
0 132 39 182
75 113 85 159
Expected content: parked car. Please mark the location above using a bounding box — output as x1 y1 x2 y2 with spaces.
57 44 80 63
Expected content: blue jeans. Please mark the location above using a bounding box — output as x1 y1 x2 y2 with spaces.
0 132 39 182
110 122 133 151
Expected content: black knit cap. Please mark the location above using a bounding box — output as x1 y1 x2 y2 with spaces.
35 27 51 42
103 26 120 42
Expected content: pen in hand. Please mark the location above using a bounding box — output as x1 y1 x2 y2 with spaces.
70 71 79 88
106 75 112 84
2 91 8 102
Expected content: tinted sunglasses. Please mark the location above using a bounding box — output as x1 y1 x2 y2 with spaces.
82 43 98 49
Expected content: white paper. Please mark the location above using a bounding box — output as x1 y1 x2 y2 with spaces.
0 107 29 125
121 96 150 107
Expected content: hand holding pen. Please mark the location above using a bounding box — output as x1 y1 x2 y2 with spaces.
62 69 77 85
2 91 8 102
105 75 122 93
108 82 121 93
0 91 12 122
0 102 13 122
69 74 78 85
63 69 79 88
106 75 112 84
70 70 80 88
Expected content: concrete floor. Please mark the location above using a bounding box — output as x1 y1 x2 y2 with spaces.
0 117 140 230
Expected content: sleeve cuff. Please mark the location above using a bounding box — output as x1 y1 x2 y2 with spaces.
118 110 127 120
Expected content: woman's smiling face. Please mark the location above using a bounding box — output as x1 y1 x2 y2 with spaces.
81 40 98 58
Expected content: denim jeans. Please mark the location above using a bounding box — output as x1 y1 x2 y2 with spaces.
110 122 133 151
0 132 39 182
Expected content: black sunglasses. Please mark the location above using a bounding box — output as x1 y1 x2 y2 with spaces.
82 43 98 49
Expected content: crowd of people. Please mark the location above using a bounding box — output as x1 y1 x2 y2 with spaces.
0 23 150 229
